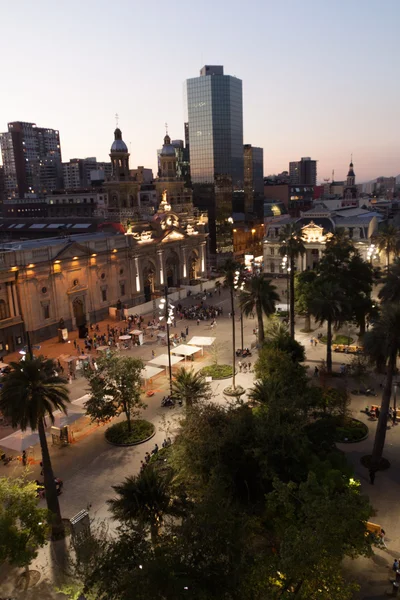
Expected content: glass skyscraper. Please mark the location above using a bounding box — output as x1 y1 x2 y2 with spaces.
185 65 244 257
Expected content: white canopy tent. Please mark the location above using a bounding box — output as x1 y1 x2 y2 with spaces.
141 365 164 380
187 336 216 355
148 354 184 368
171 344 202 364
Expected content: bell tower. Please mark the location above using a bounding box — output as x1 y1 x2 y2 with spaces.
159 126 177 181
110 125 130 181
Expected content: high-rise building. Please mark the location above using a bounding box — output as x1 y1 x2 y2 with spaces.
0 165 4 205
62 157 112 189
244 145 264 217
0 121 63 198
289 157 317 185
185 65 244 258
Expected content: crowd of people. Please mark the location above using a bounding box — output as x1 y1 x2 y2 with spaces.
176 302 223 322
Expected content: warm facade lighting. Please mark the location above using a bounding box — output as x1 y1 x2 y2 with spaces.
91 253 97 257
54 260 61 264
73 256 78 260
113 249 118 253
27 263 35 268
11 266 18 271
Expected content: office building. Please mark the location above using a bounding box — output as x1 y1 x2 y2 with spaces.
244 145 264 216
289 157 317 185
63 157 112 189
185 65 243 257
0 121 63 198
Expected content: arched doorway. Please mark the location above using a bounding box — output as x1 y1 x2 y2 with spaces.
73 297 86 327
166 251 180 288
143 264 155 302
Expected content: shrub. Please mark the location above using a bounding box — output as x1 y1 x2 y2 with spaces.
105 419 154 445
200 364 233 379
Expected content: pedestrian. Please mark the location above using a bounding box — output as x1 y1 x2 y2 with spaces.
393 408 397 426
376 407 380 418
379 529 387 548
197 319 200 326
185 326 189 336
248 362 251 372
152 350 155 358
145 452 150 464
22 450 27 466
310 338 314 347
393 559 399 573
73 339 77 349
314 366 319 377
369 468 376 485
238 361 242 373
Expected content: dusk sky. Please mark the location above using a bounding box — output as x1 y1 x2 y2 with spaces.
1 0 398 183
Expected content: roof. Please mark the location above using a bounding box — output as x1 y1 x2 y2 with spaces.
0 231 118 251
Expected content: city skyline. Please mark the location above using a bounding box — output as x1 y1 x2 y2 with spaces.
1 0 399 183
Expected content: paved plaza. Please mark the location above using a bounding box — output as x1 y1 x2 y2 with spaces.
0 281 398 598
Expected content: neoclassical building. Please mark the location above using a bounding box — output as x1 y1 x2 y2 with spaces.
263 205 383 275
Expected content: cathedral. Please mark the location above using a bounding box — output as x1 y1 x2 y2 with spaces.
343 157 358 201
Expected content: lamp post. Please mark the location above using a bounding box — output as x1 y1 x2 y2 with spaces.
281 254 289 323
158 287 174 397
234 276 245 352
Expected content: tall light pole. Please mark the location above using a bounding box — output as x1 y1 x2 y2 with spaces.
234 276 245 352
281 254 289 325
159 287 174 397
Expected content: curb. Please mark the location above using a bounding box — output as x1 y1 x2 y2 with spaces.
335 419 369 444
105 425 156 447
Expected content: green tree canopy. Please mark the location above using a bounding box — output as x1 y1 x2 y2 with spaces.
239 275 280 344
85 352 145 431
172 367 211 408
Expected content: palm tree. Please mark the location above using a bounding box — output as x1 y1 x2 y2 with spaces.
239 275 279 345
222 258 241 390
375 224 399 268
279 223 306 339
364 304 400 473
108 467 174 544
0 357 69 538
378 258 400 303
310 282 347 374
172 367 211 408
295 270 317 333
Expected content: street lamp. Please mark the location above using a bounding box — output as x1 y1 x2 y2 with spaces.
234 272 245 351
158 287 174 397
281 255 290 321
367 244 378 264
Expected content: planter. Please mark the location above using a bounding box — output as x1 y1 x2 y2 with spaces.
223 385 245 397
334 417 369 443
105 419 155 446
361 455 391 471
200 364 234 380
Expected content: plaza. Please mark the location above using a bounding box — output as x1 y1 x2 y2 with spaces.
0 279 399 599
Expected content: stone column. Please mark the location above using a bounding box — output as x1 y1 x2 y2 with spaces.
134 256 141 292
200 242 206 276
182 246 187 280
157 250 164 286
6 283 15 317
11 283 19 316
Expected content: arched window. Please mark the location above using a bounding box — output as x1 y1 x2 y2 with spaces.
0 299 10 320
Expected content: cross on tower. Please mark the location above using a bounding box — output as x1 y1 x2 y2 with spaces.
115 113 119 128
165 122 168 135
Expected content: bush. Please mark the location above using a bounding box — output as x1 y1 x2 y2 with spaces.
334 417 368 443
200 364 233 379
320 334 354 345
105 419 155 445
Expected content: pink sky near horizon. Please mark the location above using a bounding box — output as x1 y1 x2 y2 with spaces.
0 0 398 184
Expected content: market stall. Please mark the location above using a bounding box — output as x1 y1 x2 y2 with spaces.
130 329 144 346
187 336 216 356
171 344 202 364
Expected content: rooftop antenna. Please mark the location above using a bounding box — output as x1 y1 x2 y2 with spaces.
115 113 119 128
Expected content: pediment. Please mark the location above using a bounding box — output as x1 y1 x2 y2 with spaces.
54 242 91 261
161 229 185 243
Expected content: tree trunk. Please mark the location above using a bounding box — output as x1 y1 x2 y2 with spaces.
231 289 236 389
304 313 311 333
38 418 64 539
386 249 390 268
371 350 396 471
289 256 295 339
256 302 264 344
24 564 30 590
123 399 132 432
326 317 332 374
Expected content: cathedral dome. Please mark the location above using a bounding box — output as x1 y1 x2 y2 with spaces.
110 128 128 153
160 133 176 157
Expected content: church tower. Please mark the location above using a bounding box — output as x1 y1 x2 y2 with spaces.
346 157 356 187
159 131 177 181
110 127 130 181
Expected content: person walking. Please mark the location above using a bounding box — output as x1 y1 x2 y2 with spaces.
393 408 397 427
248 362 251 372
314 366 319 377
22 450 27 467
238 361 242 373
185 326 189 336
369 468 376 485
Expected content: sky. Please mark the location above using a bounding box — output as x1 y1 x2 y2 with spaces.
0 0 399 183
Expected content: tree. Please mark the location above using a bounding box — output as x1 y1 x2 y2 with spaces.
222 258 241 389
0 477 49 588
378 257 400 303
279 223 306 338
347 354 370 393
364 304 400 472
85 352 145 432
295 270 317 332
310 282 348 374
0 357 69 538
172 367 211 408
239 274 279 344
263 318 305 362
108 467 174 545
375 224 399 267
